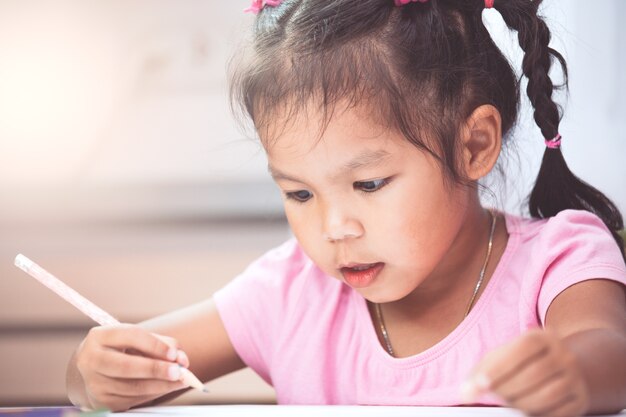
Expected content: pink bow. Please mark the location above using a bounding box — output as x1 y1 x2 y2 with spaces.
244 0 283 14
394 0 428 6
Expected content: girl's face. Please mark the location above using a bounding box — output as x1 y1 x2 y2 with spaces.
264 105 476 303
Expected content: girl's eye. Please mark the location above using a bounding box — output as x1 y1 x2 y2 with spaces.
354 178 390 193
285 190 313 203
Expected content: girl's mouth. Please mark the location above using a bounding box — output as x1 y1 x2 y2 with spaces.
340 262 384 288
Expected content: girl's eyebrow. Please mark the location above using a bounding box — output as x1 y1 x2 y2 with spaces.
268 149 392 183
344 149 391 170
268 166 303 183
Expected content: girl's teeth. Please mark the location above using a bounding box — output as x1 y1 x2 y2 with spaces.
352 264 371 271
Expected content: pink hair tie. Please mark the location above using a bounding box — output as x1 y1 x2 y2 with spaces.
545 133 562 149
484 0 495 8
395 0 429 6
244 0 283 14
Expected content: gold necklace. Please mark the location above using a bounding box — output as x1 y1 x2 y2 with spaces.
374 209 498 358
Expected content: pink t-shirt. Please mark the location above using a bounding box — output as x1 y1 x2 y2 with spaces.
213 209 626 405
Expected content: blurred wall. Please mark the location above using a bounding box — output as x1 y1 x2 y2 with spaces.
0 0 624 407
0 0 268 188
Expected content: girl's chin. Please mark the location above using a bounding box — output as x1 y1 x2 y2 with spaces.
361 284 419 305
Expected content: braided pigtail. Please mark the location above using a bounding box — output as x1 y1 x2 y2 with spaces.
495 0 625 259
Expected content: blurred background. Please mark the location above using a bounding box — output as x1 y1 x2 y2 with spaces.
0 0 624 407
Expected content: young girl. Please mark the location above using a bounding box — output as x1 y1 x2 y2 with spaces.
66 0 626 415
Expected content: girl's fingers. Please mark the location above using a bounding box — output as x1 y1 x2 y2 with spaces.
176 349 190 367
531 394 587 417
153 334 177 347
77 324 192 411
92 324 178 362
503 356 588 417
462 329 589 417
123 347 190 368
489 351 565 403
83 357 188 411
488 330 553 387
153 334 189 367
511 377 585 417
98 376 187 398
94 349 185 381
463 330 553 401
84 379 149 411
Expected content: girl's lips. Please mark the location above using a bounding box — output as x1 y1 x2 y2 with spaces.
340 262 384 288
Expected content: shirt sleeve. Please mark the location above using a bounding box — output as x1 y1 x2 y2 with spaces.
537 209 626 325
212 238 309 385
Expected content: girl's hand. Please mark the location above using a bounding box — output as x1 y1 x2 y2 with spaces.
74 323 190 411
462 329 590 417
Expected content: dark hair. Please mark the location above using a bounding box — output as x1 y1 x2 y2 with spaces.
230 0 625 259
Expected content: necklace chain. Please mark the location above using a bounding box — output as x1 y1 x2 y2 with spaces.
374 209 498 358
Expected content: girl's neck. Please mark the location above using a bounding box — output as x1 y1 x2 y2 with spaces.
388 203 504 318
370 203 509 358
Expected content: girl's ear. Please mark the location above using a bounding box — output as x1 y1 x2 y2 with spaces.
459 105 502 181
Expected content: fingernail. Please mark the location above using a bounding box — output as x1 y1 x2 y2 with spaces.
166 347 177 361
168 364 181 381
177 350 189 367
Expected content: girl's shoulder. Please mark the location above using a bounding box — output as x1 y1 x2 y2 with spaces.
497 209 626 325
504 208 620 253
212 238 348 383
502 208 625 273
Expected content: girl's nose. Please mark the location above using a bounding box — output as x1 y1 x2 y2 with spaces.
322 207 364 242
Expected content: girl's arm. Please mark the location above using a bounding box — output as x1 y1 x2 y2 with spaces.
66 298 246 411
545 279 626 414
463 279 626 417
